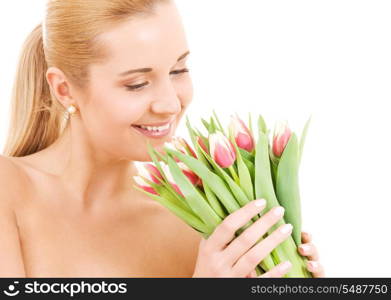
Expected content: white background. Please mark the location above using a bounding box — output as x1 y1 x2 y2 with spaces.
1 0 390 277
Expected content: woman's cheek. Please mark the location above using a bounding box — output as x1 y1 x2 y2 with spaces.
182 77 194 106
108 97 149 126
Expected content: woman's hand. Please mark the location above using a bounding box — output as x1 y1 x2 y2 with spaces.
298 231 325 277
192 199 294 278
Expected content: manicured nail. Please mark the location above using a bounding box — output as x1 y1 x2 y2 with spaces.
273 206 285 216
254 199 266 207
280 224 293 234
280 261 292 271
299 244 310 253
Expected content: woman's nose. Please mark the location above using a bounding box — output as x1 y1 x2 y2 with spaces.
150 80 182 115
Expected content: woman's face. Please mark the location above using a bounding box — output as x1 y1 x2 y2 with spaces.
79 1 193 161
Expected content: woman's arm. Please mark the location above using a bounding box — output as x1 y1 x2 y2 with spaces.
0 202 26 277
0 156 27 277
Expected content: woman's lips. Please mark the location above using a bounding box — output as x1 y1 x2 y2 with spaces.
131 122 173 139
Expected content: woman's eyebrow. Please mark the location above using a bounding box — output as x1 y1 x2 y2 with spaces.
177 50 190 62
118 51 190 77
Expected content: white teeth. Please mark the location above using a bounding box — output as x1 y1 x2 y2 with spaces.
139 123 170 132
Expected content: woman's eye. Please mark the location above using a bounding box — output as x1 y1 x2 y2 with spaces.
125 68 189 92
125 82 149 91
170 68 189 75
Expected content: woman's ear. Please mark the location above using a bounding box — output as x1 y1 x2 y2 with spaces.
46 66 76 109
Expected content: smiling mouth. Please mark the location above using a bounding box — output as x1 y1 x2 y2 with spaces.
131 121 173 138
132 123 171 132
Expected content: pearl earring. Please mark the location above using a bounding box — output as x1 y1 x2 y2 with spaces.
67 105 77 115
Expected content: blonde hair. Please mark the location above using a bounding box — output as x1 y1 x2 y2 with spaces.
3 0 168 157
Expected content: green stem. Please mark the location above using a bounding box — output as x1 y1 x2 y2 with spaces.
255 266 264 276
228 165 240 185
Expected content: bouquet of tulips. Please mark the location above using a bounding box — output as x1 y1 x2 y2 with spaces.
133 111 312 277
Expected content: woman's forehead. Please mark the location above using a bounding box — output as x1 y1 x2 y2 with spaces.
100 4 186 55
94 9 188 74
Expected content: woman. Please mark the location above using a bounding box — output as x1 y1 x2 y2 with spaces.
0 0 324 277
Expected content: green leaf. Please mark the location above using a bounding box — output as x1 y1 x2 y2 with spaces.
248 112 254 137
195 141 251 208
146 143 198 214
133 185 210 234
164 148 241 214
209 116 217 133
212 110 226 136
255 131 281 211
153 149 168 164
166 156 222 227
140 172 193 214
201 118 211 133
203 182 227 218
255 130 303 274
258 114 267 134
242 156 255 184
185 117 210 167
255 130 312 277
276 133 302 246
228 125 254 202
239 148 254 163
299 115 312 165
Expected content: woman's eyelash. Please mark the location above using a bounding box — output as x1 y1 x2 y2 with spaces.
170 68 189 75
125 82 148 91
125 68 189 91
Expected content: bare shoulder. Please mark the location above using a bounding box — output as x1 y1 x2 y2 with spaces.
0 154 30 204
0 154 26 176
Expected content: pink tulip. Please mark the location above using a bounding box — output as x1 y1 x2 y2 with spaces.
272 121 292 157
172 136 197 159
197 136 209 154
209 132 236 168
229 114 254 152
133 176 159 195
161 163 185 197
134 162 163 184
177 162 201 186
171 137 195 163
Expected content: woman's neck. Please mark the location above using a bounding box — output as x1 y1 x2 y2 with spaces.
30 122 138 209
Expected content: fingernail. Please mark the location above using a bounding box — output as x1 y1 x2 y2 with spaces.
280 261 292 271
254 199 266 207
280 224 293 234
299 244 310 253
273 206 285 216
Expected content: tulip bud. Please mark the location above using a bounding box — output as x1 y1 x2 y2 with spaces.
177 162 201 186
209 132 236 168
172 136 197 158
133 176 159 195
161 163 185 197
171 137 196 162
272 121 292 157
197 136 209 154
134 162 163 184
229 114 254 152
